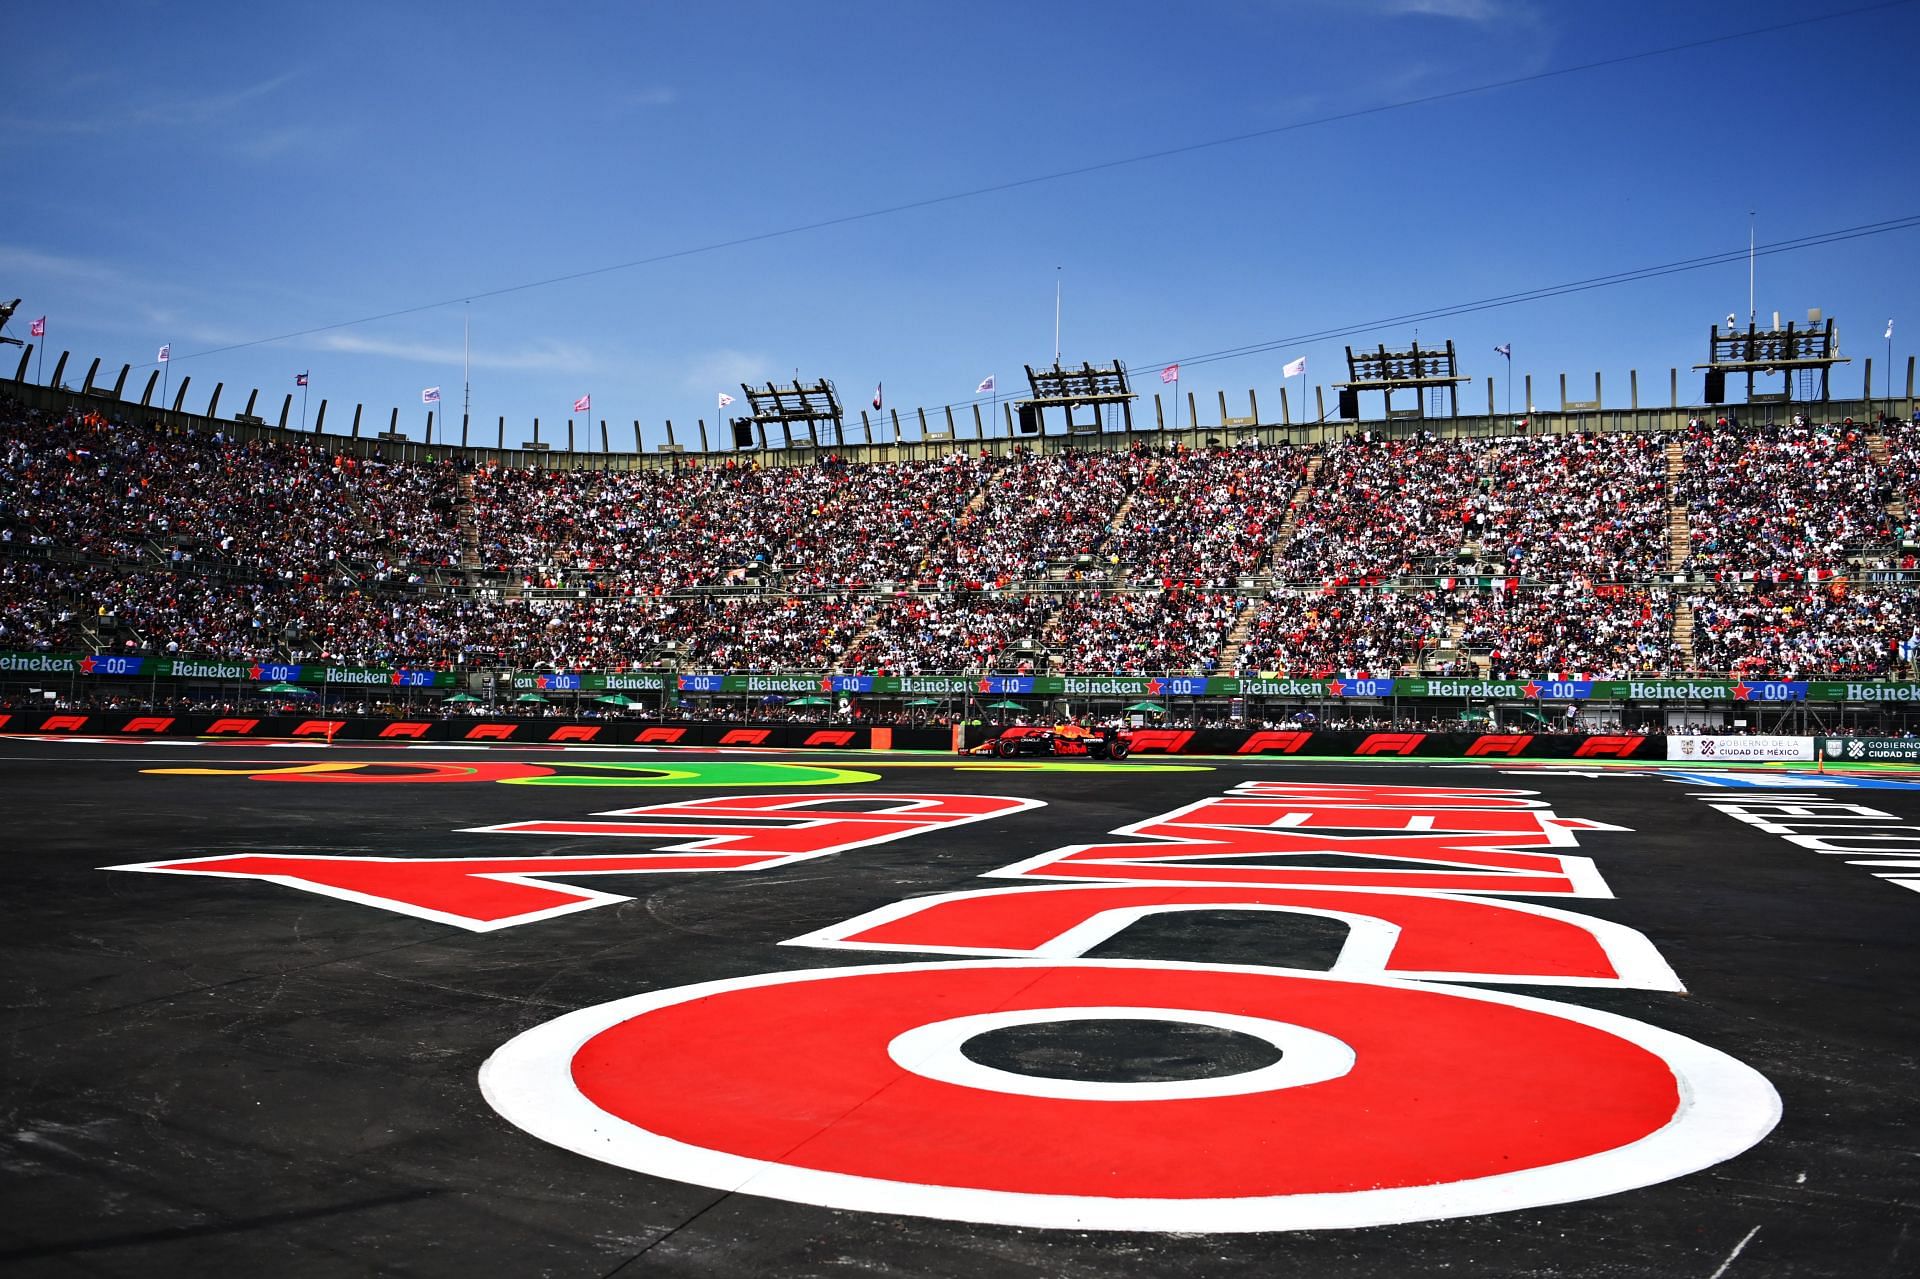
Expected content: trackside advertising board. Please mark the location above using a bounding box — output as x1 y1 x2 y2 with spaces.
1664 736 1815 762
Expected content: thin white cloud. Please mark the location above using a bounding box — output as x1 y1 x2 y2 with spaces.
680 348 770 395
0 72 299 140
621 85 677 108
1377 0 1508 21
0 245 127 285
312 331 594 373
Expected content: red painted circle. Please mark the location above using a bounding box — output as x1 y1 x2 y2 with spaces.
567 963 1679 1199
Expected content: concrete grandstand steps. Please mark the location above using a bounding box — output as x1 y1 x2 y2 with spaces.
1217 598 1262 672
909 486 990 581
1272 456 1322 549
1869 433 1908 521
1671 598 1697 671
456 473 482 571
1664 438 1691 571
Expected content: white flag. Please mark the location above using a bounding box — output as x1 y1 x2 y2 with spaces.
1888 319 1896 341
422 386 441 404
1283 356 1306 378
977 374 995 394
573 394 591 414
718 392 735 409
156 344 171 363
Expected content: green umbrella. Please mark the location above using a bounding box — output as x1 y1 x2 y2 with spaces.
515 692 550 704
905 697 942 707
261 681 312 695
788 695 833 707
1124 701 1166 714
443 692 481 703
596 693 636 707
986 699 1027 710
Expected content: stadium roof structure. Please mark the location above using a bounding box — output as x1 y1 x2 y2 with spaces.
1693 317 1849 404
1336 340 1469 419
736 378 844 450
1019 361 1137 436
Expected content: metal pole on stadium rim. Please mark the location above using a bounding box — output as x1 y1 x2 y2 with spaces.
300 377 310 432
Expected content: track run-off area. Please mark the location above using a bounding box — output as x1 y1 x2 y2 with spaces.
1 737 1916 1277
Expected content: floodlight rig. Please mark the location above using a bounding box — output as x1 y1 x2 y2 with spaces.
1017 360 1136 437
1335 340 1468 419
1693 315 1848 404
738 378 844 450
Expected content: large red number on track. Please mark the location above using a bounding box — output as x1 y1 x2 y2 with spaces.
482 782 1780 1232
482 959 1776 1232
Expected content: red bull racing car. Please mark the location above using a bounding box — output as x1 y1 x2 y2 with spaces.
963 723 1131 760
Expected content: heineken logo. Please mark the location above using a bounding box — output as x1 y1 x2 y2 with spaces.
743 676 822 693
1061 678 1144 696
1628 682 1729 699
1843 684 1920 701
0 653 77 673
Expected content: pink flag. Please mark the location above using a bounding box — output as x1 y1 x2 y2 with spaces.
1160 363 1179 383
574 394 591 414
29 317 45 338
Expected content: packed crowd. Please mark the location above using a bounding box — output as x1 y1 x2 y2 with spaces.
1098 443 1312 587
1040 589 1239 675
1269 435 1478 584
1453 586 1677 679
1234 589 1448 677
1465 433 1670 578
468 452 987 591
917 448 1140 586
839 592 1053 674
5 397 1919 679
1676 419 1893 576
0 403 464 579
1688 585 1920 678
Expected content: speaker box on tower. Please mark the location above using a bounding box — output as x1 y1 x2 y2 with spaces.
1017 403 1041 435
1703 370 1726 404
731 419 755 449
1337 387 1359 420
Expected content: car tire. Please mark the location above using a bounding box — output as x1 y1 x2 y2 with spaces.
1108 740 1129 760
994 737 1018 758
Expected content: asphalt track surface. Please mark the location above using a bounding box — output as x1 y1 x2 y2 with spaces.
1 738 1916 1278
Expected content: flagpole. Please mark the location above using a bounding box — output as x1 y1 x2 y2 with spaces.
1054 267 1061 367
300 377 309 431
160 347 169 410
35 326 44 386
463 302 471 435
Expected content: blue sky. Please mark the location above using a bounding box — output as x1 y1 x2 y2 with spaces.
3 0 1916 446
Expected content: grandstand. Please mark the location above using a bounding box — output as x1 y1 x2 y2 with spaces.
3 349 1920 728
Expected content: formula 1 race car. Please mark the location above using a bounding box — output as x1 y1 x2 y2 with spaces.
963 724 1131 760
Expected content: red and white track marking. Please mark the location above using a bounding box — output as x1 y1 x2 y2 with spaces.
783 882 1683 990
480 959 1778 1232
104 793 1039 930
